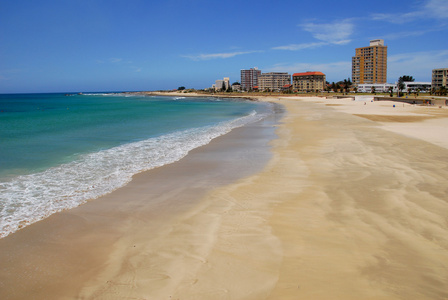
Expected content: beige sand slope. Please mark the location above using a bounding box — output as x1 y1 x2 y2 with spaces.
1 96 447 300
77 97 448 299
316 97 448 149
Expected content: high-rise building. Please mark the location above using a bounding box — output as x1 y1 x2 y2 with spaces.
214 77 230 91
215 79 224 91
258 72 291 91
241 67 261 91
223 77 230 90
352 39 387 85
432 68 448 90
292 72 326 92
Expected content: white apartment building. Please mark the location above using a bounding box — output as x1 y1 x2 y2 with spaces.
231 83 241 92
402 82 431 92
258 72 291 91
432 68 448 89
357 83 395 93
214 77 230 91
357 82 431 93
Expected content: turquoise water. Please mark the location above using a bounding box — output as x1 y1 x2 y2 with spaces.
0 93 273 238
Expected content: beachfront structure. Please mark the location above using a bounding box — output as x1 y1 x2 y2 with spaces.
282 84 293 92
357 83 395 93
292 71 326 92
352 39 388 85
403 82 431 93
257 72 291 92
214 80 223 91
214 77 230 91
232 82 241 92
241 67 261 91
432 68 448 89
357 82 431 93
223 77 230 90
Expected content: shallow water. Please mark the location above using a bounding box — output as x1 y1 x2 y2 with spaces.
0 93 273 238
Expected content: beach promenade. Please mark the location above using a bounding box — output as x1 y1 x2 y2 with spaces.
1 96 447 299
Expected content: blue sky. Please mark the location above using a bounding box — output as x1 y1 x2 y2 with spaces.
1 0 447 93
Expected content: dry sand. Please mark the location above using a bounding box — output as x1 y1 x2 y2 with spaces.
78 97 448 299
1 96 448 299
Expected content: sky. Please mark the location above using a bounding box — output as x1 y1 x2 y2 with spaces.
1 0 448 93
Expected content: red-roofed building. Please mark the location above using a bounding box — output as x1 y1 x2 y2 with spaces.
292 71 325 77
282 84 293 92
292 71 326 92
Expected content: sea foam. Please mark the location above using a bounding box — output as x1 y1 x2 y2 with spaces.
0 110 268 238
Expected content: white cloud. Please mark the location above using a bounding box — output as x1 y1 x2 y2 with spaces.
332 39 352 46
371 0 448 23
381 24 447 40
182 51 260 61
425 0 448 19
382 29 435 40
388 50 448 81
302 20 354 44
371 12 420 24
272 42 327 51
274 19 354 51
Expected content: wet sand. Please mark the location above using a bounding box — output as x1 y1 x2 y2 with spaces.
0 107 280 299
1 97 448 299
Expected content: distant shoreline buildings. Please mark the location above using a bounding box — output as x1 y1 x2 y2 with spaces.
352 39 388 85
212 77 230 91
237 69 326 93
292 72 326 92
356 82 432 93
432 68 448 90
240 68 261 91
258 72 291 92
208 39 446 94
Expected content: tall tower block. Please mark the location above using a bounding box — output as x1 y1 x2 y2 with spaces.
352 39 387 85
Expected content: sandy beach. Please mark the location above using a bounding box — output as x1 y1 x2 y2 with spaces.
1 96 448 299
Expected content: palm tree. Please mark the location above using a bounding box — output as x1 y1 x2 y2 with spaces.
343 79 349 94
331 82 336 92
397 82 405 97
399 75 415 82
389 86 394 97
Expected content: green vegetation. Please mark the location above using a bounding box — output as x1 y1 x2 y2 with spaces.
399 75 415 82
434 86 447 96
397 75 415 97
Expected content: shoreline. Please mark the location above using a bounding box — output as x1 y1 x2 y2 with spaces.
0 94 273 239
1 96 448 299
0 100 282 299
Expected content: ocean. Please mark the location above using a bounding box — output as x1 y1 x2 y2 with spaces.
0 93 274 238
